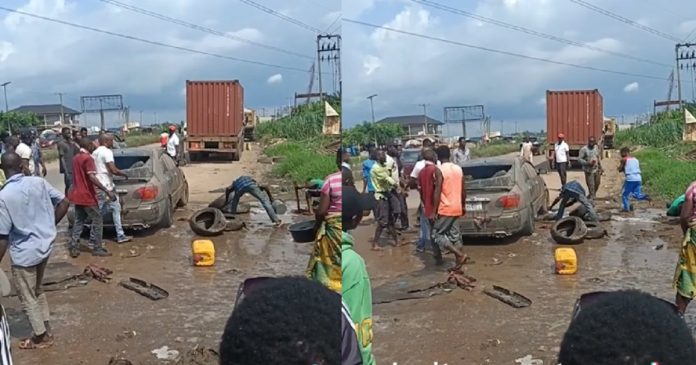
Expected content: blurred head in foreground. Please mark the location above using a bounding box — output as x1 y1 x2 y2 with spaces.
558 290 696 365
220 276 340 365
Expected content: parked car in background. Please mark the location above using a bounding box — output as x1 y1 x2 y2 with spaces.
68 148 189 230
459 156 549 238
400 148 421 188
39 129 59 148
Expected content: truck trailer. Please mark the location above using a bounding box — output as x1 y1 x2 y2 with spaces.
546 89 604 169
186 80 244 161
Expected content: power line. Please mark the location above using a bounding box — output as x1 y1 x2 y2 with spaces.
0 6 322 74
238 0 322 33
324 13 341 33
343 18 671 81
410 0 671 68
568 0 681 42
97 0 312 59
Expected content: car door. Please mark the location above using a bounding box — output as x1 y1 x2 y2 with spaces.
522 162 542 210
159 154 181 202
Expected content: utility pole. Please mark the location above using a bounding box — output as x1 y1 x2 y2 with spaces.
55 92 66 124
500 120 504 135
317 33 341 103
140 110 143 123
367 94 377 124
418 103 429 135
515 120 518 135
1 81 10 134
676 42 696 113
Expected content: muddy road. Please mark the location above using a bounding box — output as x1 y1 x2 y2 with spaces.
9 143 312 364
352 153 684 364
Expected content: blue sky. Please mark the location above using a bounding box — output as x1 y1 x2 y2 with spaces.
0 0 340 128
342 0 696 137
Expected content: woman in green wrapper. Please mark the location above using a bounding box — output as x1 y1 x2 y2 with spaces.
306 149 343 293
674 182 696 314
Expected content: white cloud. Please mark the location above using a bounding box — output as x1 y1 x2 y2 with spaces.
344 0 691 133
267 74 283 84
623 82 639 93
0 0 338 126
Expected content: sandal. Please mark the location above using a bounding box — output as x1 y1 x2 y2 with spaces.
18 336 54 350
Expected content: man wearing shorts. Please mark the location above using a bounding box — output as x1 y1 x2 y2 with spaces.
431 146 468 268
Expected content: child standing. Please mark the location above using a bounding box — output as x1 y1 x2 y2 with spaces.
618 147 650 212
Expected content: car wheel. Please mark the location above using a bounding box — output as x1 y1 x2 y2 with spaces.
551 216 587 245
520 205 535 236
177 182 189 208
159 198 174 228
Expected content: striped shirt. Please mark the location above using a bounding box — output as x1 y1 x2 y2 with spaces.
0 306 12 365
232 176 256 191
322 171 342 213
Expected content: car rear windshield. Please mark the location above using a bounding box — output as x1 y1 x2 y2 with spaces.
115 155 153 180
401 150 420 163
463 164 513 189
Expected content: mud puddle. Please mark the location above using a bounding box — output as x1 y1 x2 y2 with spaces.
353 206 688 364
11 199 313 364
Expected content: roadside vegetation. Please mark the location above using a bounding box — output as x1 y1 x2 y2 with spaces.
615 105 696 199
470 141 519 158
342 122 405 146
255 97 339 183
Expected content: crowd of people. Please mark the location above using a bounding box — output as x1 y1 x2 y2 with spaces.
0 124 184 361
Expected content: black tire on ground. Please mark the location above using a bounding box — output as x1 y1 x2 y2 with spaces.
584 221 607 239
159 198 174 228
177 182 189 208
520 206 535 236
551 216 588 245
189 208 226 236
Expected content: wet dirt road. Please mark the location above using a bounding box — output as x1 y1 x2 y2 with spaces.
10 143 311 364
353 153 683 364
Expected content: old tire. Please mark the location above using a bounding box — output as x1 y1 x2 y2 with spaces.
520 205 535 236
189 208 226 236
551 216 587 245
224 217 245 231
159 198 174 228
584 221 607 239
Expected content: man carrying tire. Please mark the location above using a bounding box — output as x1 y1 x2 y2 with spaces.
550 180 599 222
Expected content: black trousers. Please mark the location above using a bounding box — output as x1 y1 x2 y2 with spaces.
556 162 568 186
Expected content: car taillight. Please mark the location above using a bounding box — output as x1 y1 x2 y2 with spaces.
134 186 159 201
496 193 520 209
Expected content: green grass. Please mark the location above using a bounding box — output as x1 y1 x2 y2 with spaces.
614 117 682 148
470 143 519 158
264 141 335 183
633 143 696 199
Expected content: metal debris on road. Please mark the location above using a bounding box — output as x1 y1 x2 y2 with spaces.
484 285 532 308
653 244 664 250
446 268 476 291
83 265 113 283
119 277 169 300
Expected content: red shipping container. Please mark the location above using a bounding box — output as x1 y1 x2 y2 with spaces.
546 89 604 146
186 80 244 137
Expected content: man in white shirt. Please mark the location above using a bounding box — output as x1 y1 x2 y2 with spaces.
166 125 180 164
452 137 470 168
554 133 570 186
92 134 132 244
520 137 534 164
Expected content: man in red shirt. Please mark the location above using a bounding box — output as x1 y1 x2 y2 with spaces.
67 138 115 258
417 149 443 261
